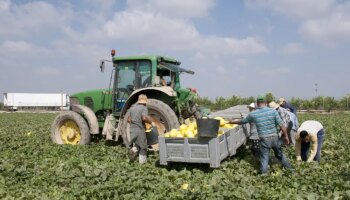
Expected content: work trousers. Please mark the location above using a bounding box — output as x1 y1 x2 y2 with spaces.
259 135 292 174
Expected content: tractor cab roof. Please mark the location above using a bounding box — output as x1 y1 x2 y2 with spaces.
158 62 194 75
112 55 194 75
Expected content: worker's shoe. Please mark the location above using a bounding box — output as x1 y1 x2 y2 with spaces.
128 147 138 161
139 154 147 164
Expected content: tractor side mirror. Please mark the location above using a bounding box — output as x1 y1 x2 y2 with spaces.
100 60 105 72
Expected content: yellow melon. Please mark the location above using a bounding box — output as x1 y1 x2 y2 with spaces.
176 132 184 138
179 124 187 131
184 130 194 138
215 117 227 126
169 129 178 137
217 129 224 136
223 124 233 128
187 132 195 138
193 122 197 129
187 124 195 132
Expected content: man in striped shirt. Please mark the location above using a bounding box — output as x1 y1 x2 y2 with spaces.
230 95 292 174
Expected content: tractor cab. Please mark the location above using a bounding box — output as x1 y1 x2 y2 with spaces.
110 54 194 115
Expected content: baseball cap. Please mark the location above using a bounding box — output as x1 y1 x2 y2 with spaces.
257 95 266 102
247 103 256 109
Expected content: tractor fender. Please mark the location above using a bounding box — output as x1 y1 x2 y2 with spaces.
131 86 177 97
120 87 177 117
71 104 99 134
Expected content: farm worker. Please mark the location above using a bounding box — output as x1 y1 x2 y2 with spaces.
160 76 167 86
286 110 299 145
127 94 155 164
295 120 324 163
229 95 292 174
278 97 297 115
244 103 259 156
269 101 292 145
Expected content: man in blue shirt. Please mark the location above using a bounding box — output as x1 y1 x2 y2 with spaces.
229 95 292 174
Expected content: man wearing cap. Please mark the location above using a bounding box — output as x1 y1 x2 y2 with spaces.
229 95 292 174
295 120 324 163
278 97 297 115
126 94 155 164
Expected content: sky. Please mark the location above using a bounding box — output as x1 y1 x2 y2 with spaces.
0 0 350 100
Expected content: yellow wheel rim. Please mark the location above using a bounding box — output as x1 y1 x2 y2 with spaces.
59 120 81 145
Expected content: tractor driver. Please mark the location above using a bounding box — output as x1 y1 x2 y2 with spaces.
158 70 175 88
160 76 167 86
127 94 155 164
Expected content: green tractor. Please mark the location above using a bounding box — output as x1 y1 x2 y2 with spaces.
51 50 205 147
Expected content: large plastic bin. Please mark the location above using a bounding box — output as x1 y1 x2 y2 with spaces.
158 125 246 168
224 125 247 155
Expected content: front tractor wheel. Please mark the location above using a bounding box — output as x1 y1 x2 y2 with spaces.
51 111 91 145
122 99 180 149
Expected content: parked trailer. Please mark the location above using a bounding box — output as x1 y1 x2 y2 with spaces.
3 93 70 111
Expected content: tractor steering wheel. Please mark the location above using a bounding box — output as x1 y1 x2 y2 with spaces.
117 88 131 100
142 76 152 87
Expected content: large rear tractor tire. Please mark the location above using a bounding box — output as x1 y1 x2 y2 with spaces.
121 99 180 149
51 111 91 145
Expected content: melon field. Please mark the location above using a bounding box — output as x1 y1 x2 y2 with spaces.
0 112 349 199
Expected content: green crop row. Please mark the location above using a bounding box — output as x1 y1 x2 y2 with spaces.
0 113 349 199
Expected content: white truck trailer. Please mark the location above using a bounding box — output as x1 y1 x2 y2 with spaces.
3 93 69 111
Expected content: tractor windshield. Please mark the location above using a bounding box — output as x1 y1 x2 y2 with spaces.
116 60 151 89
114 60 151 111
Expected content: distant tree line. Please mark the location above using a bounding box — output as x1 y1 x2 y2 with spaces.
195 92 350 112
0 102 3 110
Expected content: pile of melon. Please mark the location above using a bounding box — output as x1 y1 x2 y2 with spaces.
163 117 237 138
